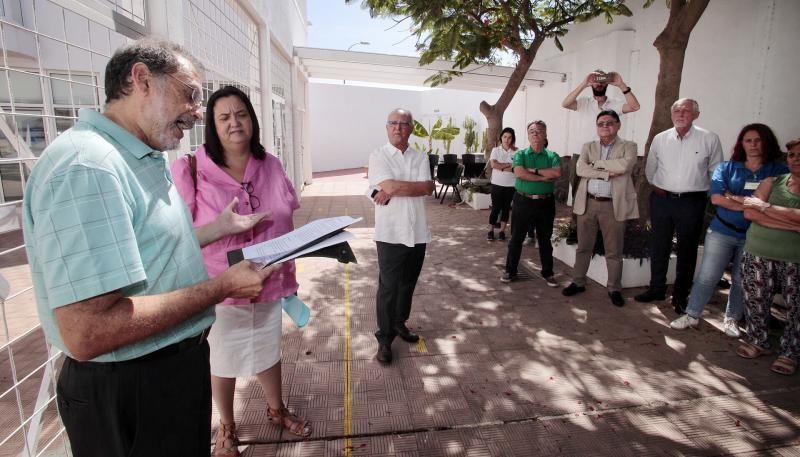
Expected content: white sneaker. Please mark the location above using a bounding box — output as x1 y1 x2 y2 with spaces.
670 314 699 330
723 318 741 338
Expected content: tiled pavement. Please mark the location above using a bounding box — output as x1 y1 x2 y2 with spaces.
1 168 799 456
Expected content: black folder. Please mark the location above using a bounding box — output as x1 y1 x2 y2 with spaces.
227 241 357 267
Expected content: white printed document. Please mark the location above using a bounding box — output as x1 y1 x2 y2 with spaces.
239 216 362 266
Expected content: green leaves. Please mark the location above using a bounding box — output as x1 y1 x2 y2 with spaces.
348 0 631 87
412 118 460 153
412 119 430 139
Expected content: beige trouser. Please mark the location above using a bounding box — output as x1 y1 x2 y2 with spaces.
573 198 625 291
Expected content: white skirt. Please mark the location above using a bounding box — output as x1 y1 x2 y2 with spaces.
208 300 282 378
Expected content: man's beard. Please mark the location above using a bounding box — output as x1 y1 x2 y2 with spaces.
592 85 608 97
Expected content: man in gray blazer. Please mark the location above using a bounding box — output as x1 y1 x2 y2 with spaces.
562 110 639 306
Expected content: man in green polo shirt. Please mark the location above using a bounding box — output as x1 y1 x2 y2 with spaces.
23 40 276 456
502 120 562 286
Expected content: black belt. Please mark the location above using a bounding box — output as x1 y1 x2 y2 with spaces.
715 214 747 234
653 188 705 199
588 194 612 202
74 327 211 366
518 192 553 200
138 327 210 362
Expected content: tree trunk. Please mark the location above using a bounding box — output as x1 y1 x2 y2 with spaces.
637 0 710 223
479 102 503 160
478 38 544 160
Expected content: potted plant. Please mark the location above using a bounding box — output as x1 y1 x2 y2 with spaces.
462 116 478 162
413 118 459 164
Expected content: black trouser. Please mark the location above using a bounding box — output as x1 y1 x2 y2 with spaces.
375 241 427 345
489 184 515 226
57 336 211 457
505 194 556 277
648 191 707 299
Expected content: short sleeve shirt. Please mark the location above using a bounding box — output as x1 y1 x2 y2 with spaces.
512 147 561 195
744 174 800 263
489 146 517 187
23 108 213 362
171 146 300 304
368 143 432 247
709 160 789 238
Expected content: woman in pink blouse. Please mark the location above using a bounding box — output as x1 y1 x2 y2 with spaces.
172 86 310 456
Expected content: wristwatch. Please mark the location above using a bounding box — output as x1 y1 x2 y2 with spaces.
622 87 632 94
533 168 540 176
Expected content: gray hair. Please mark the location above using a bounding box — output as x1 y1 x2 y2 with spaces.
671 98 700 112
104 38 204 103
526 120 547 132
388 108 414 125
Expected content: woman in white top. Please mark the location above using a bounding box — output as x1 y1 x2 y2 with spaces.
487 127 518 240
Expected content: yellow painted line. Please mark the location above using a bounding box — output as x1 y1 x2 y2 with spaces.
343 264 352 456
416 337 428 353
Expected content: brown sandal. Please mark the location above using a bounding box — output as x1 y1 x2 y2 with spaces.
736 341 772 359
214 421 240 457
267 406 312 437
770 356 797 376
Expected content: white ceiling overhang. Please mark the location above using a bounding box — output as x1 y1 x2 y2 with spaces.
295 47 562 92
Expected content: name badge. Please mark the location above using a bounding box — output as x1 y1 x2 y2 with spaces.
744 181 759 190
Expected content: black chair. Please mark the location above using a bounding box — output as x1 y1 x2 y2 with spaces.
435 163 463 204
463 161 485 181
442 154 458 164
428 154 439 180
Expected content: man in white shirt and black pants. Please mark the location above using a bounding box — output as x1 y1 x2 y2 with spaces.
635 98 723 313
368 108 435 365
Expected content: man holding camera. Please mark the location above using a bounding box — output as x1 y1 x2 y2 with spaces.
562 71 641 138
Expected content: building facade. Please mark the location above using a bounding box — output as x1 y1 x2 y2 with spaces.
0 1 309 455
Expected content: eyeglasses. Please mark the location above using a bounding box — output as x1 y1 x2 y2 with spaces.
166 73 203 107
241 181 261 210
386 121 411 128
596 121 618 127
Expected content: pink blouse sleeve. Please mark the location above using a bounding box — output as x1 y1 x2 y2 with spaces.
283 172 301 211
170 155 197 220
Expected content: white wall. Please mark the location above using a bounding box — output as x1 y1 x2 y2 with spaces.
309 82 534 172
309 83 421 171
522 0 800 158
263 0 308 52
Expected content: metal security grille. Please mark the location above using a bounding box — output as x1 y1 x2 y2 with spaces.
0 1 135 454
270 45 293 175
182 0 261 151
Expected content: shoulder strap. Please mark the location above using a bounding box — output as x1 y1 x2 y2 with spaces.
187 153 197 191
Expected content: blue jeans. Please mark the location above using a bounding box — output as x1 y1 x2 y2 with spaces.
685 229 745 320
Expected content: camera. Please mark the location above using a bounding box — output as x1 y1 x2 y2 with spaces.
593 70 610 83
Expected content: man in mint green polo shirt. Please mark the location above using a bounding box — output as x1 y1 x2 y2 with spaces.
502 120 562 286
23 40 276 457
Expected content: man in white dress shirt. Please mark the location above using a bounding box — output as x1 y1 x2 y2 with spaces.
635 98 723 313
368 108 435 364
